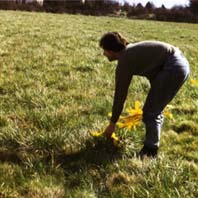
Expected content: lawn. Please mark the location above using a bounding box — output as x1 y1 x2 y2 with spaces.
0 10 198 198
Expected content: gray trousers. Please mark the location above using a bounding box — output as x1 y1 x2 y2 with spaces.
142 49 190 148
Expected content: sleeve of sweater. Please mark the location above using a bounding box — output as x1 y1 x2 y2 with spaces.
110 62 133 123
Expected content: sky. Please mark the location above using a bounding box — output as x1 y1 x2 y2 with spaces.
118 0 189 8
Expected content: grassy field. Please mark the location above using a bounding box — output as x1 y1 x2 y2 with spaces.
0 10 198 198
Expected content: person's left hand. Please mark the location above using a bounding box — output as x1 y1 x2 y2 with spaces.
104 122 115 139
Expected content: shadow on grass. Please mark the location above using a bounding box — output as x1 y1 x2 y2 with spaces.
0 138 124 169
0 139 130 195
0 149 21 163
56 138 124 173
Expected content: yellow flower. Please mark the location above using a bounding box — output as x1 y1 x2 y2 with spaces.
117 100 143 130
111 132 121 147
111 132 119 141
116 100 173 131
90 130 121 147
191 79 198 87
135 100 141 110
164 105 174 119
126 100 143 115
108 112 112 117
163 111 173 119
91 100 173 146
90 131 104 137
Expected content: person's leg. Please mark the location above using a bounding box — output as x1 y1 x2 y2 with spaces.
141 51 190 158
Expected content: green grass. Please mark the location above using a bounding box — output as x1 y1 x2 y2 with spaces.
0 10 198 198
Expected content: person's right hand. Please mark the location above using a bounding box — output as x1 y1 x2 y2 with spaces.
104 122 115 139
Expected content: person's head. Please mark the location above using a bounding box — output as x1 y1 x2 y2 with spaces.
99 32 129 61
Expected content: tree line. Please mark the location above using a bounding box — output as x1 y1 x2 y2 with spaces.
0 0 198 23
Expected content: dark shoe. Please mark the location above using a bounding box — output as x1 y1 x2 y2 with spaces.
139 145 158 159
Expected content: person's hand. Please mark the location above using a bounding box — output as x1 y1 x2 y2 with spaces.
104 122 115 139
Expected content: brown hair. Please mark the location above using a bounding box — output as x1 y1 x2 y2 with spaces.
99 32 129 52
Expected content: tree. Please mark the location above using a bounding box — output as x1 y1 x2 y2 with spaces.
122 2 132 12
189 0 198 15
136 2 143 9
145 1 155 11
132 2 147 16
161 4 166 10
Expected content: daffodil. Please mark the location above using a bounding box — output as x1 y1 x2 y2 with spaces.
91 100 173 146
90 130 121 147
117 100 143 130
163 104 174 119
116 100 173 131
90 131 104 137
126 100 142 115
163 111 173 119
111 132 121 147
191 79 198 87
111 132 119 141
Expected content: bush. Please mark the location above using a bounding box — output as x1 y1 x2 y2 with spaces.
155 6 198 23
190 0 198 15
0 1 18 10
0 1 43 12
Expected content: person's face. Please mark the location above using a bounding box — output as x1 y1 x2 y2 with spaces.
103 50 117 62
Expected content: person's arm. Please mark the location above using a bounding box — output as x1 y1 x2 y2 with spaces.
105 62 133 138
111 63 133 123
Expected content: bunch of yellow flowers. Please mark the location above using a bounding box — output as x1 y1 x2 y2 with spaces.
91 100 173 147
116 100 142 130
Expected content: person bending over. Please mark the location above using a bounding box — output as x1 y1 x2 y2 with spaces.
99 32 190 158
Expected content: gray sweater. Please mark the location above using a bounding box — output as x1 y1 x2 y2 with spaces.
111 41 176 123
